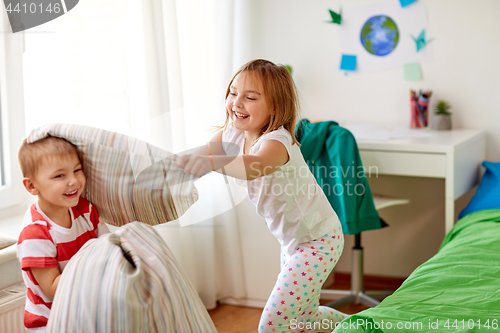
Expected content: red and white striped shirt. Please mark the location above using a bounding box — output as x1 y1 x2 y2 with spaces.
17 197 109 332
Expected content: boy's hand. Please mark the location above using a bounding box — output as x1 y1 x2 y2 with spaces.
30 267 61 300
176 154 212 177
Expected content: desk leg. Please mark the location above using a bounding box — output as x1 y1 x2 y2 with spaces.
445 156 455 236
445 196 454 236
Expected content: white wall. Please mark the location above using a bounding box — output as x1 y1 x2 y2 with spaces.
240 0 500 277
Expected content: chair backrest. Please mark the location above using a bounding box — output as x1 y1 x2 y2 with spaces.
295 119 381 235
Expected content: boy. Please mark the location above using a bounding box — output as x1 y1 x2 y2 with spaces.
16 136 110 332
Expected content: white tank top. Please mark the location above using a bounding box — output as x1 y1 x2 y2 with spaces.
222 126 342 255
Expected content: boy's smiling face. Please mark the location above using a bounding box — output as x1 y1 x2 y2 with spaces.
24 152 86 218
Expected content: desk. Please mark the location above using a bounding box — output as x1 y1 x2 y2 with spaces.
356 129 486 235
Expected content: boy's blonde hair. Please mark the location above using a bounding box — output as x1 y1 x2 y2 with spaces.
221 59 301 145
18 136 81 178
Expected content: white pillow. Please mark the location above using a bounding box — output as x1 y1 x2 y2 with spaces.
0 233 17 250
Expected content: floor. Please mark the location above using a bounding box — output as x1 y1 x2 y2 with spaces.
208 273 406 333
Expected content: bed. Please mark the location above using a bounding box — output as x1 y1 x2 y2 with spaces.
333 161 500 333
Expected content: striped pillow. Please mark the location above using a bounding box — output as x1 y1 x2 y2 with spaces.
28 124 198 227
46 222 217 332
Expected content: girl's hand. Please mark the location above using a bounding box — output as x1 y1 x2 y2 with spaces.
176 153 212 177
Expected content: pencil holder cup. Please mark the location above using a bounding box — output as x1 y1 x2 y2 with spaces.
409 90 431 128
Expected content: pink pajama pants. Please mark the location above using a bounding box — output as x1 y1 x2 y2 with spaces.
258 229 346 333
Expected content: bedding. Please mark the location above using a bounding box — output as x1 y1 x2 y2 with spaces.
333 209 500 332
28 123 198 226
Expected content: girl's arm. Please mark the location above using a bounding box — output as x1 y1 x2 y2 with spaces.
176 130 289 180
30 266 61 300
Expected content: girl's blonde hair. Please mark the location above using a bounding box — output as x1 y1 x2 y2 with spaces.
221 59 301 146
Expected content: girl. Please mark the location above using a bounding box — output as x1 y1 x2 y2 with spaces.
176 59 347 332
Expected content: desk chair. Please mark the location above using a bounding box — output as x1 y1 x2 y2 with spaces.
321 195 409 309
295 119 409 308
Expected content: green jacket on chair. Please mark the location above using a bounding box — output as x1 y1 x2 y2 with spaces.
295 119 382 235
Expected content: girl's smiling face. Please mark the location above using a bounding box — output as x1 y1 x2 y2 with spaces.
226 71 271 139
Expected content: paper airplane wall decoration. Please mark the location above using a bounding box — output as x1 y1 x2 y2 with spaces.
327 8 342 25
411 29 433 52
399 0 417 7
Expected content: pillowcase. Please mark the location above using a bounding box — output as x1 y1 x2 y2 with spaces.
47 222 217 332
458 161 500 219
28 124 198 227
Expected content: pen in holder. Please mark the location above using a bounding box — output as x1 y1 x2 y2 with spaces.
410 90 432 128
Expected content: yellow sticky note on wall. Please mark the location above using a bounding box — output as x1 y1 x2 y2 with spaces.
404 63 422 81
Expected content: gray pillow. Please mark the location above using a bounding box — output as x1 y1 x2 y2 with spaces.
47 222 217 332
28 124 198 226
